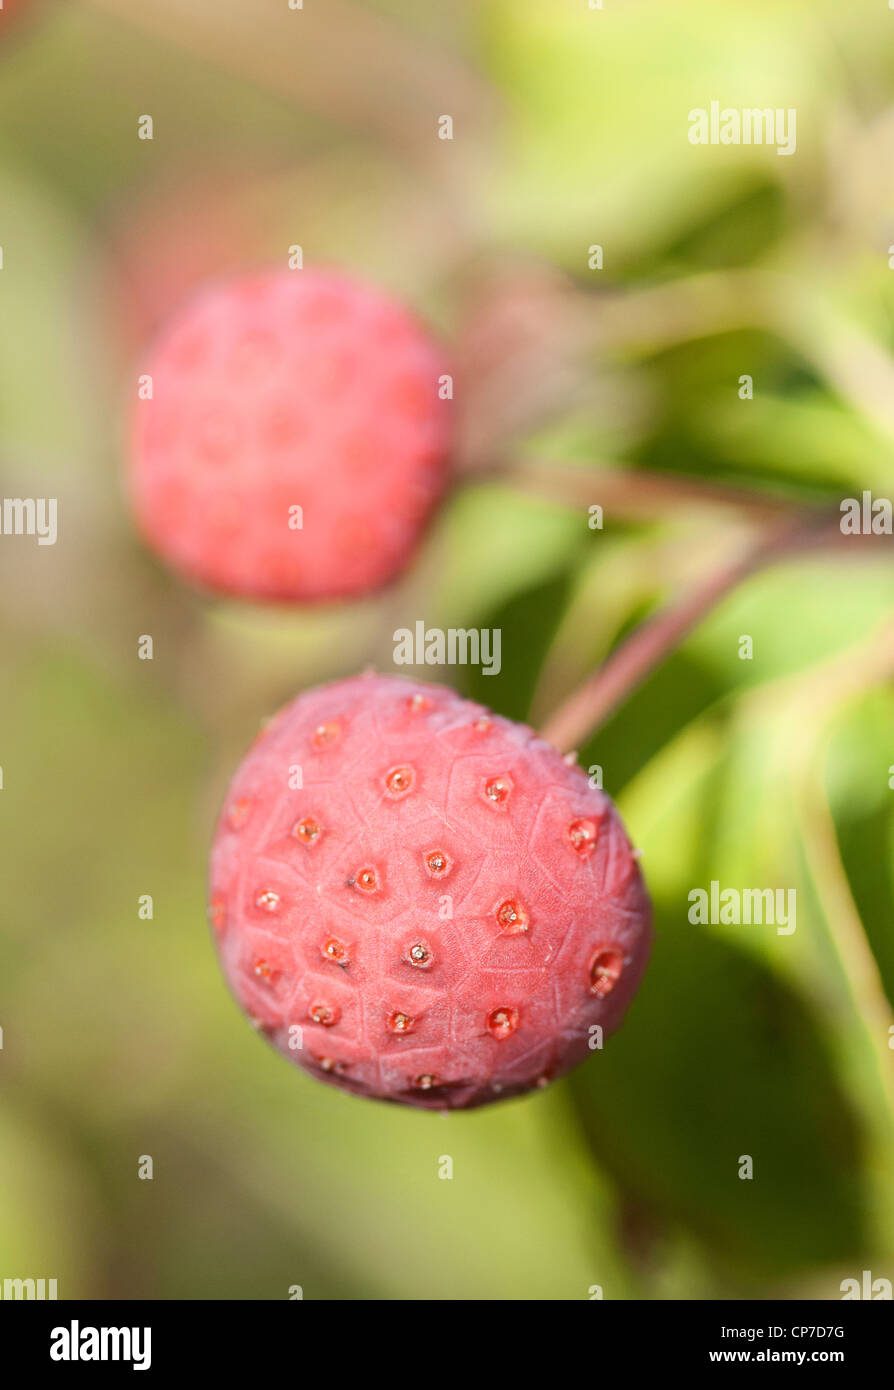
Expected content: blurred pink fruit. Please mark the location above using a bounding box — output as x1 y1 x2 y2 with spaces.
129 268 452 601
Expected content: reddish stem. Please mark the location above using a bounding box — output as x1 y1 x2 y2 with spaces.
539 512 891 753
505 460 798 525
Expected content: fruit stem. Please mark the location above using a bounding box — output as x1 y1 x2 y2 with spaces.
540 511 892 753
504 459 798 525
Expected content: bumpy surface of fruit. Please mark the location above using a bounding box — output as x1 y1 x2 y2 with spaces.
209 674 652 1109
130 269 451 601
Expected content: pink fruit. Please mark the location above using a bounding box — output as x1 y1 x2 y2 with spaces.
209 673 653 1110
129 269 451 601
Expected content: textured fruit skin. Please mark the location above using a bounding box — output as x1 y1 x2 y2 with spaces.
209 674 652 1110
130 269 451 601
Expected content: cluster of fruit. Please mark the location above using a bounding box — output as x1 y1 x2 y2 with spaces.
129 266 652 1110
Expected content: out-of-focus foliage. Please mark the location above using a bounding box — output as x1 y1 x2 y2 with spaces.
0 0 892 1299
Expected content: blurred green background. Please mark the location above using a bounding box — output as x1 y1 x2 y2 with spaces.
1 0 894 1299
